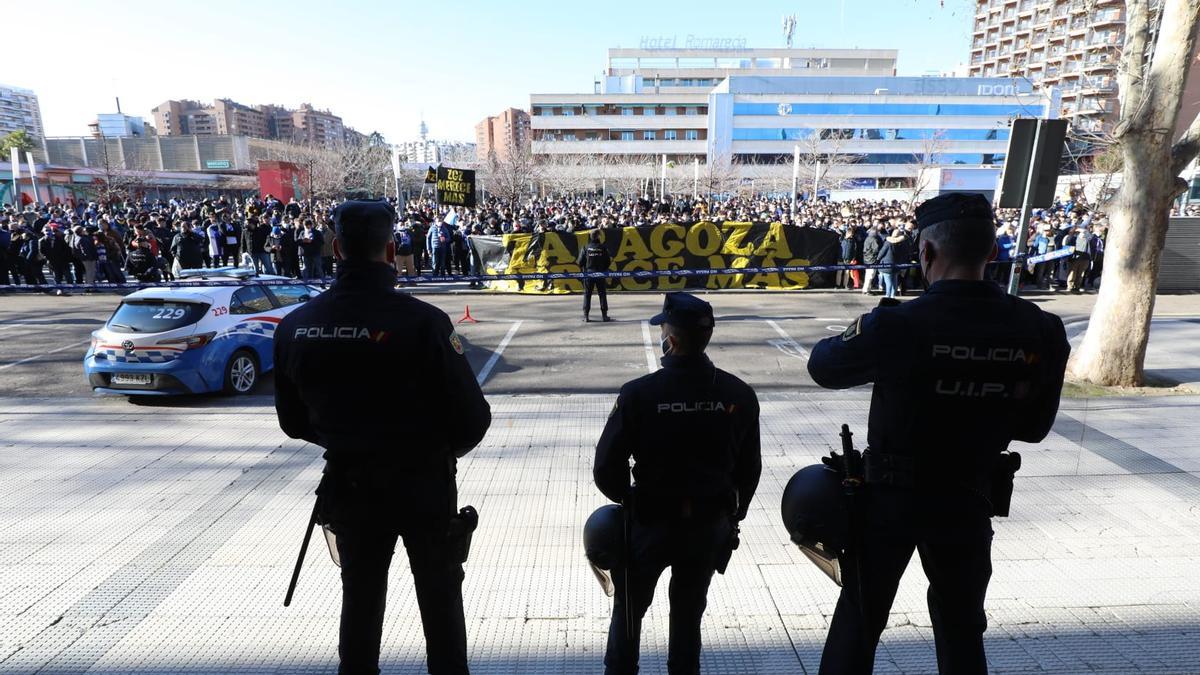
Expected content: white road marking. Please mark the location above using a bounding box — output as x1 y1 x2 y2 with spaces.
765 320 809 361
826 325 848 333
0 322 37 332
0 339 92 371
475 321 522 386
814 317 843 322
640 321 660 374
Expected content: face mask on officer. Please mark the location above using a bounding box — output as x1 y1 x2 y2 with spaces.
919 235 934 292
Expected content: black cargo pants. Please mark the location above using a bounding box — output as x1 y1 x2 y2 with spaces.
320 465 468 675
819 484 993 674
605 514 732 675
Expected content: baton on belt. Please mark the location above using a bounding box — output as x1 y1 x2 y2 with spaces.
284 497 320 607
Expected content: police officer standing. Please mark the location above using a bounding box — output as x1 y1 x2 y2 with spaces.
577 229 612 322
594 292 761 674
573 228 609 319
805 193 1070 674
274 200 491 675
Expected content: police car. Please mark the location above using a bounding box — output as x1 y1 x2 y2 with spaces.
84 268 322 396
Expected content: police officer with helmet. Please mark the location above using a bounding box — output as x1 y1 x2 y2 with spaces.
591 292 762 674
274 199 491 675
794 192 1070 673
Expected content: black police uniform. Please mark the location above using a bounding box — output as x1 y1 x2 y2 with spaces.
806 194 1070 674
594 292 762 675
577 239 612 321
274 202 491 675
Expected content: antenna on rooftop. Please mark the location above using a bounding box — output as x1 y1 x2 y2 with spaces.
782 14 796 48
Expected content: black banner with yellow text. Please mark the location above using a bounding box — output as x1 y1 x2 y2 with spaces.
471 222 839 293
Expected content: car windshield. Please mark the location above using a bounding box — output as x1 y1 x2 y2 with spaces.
108 300 210 334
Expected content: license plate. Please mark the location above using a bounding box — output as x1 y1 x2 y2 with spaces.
112 373 153 386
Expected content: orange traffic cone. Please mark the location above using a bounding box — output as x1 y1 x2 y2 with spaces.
457 305 479 324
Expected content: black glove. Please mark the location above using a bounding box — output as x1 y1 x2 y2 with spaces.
821 451 847 475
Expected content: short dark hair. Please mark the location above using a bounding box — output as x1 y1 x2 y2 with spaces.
338 223 392 260
919 218 996 266
664 322 713 355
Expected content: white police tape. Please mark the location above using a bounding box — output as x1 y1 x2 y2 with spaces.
1024 248 1074 265
2 262 928 293
6 255 1060 293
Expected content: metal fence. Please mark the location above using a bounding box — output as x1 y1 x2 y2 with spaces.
1161 217 1200 292
34 135 322 173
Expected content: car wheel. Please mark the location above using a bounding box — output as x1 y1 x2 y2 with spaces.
223 350 259 395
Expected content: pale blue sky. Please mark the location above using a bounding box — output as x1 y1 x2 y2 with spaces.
12 0 976 143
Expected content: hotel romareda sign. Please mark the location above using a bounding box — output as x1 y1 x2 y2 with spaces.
638 35 748 50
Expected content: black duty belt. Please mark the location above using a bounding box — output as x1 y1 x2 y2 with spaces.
635 493 733 521
863 452 917 488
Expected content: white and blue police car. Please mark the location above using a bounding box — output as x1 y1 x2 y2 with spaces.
84 269 322 396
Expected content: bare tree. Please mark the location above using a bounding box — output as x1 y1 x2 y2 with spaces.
908 129 950 205
700 151 741 199
795 128 861 195
87 135 156 207
1070 0 1200 386
483 135 540 209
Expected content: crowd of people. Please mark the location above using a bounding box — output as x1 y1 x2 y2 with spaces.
2 190 1188 293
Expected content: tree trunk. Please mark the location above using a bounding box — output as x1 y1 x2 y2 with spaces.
1067 151 1173 386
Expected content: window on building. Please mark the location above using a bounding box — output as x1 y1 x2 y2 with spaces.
684 129 698 141
621 131 634 141
643 131 655 140
665 107 677 116
539 108 552 116
643 107 655 116
621 108 634 116
664 130 677 140
686 107 698 116
563 108 575 116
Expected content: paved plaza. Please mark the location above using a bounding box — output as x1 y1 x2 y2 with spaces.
1 291 1199 673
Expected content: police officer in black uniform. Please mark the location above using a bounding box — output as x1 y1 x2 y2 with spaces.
274 199 491 675
806 193 1070 674
594 292 762 675
577 229 612 322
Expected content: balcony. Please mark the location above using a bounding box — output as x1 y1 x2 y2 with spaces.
533 139 706 155
1084 58 1117 72
1092 9 1125 25
1080 78 1116 93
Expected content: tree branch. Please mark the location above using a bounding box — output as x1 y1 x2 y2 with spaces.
1172 111 1200 175
1115 0 1152 137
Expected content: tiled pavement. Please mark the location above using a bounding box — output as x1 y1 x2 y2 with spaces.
1 392 1198 674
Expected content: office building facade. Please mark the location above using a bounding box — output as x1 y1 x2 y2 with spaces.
532 48 897 161
531 48 1046 198
89 113 152 138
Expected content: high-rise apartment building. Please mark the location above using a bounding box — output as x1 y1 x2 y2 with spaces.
475 108 531 163
150 99 355 150
291 104 345 150
0 84 44 138
967 0 1126 136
